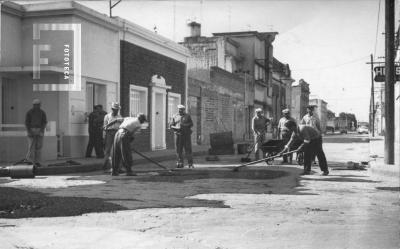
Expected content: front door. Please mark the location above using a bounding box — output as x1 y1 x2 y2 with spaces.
153 92 165 150
1 78 18 124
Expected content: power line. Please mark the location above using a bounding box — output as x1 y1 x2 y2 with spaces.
374 0 382 58
292 55 370 71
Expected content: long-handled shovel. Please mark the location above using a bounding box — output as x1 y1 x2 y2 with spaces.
233 150 299 172
240 142 256 162
131 147 174 174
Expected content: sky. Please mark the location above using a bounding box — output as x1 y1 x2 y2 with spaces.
77 0 387 122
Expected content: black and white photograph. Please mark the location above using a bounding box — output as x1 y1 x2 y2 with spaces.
0 0 399 248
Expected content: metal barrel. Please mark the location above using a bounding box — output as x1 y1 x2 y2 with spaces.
8 165 36 179
0 167 10 177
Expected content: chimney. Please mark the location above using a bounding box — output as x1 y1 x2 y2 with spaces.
188 21 201 37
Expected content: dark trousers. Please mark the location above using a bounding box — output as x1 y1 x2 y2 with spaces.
303 136 328 173
86 130 104 158
112 129 133 174
176 133 193 166
281 132 293 162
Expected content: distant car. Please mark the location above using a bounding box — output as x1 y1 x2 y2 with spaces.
340 129 348 134
357 126 369 134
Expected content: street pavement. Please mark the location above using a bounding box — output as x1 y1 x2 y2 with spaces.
0 134 399 249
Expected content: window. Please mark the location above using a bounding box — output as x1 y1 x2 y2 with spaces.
86 82 106 113
168 92 181 125
130 85 148 117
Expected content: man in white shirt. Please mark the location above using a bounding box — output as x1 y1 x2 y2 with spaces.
277 109 297 164
104 113 147 176
170 105 194 168
300 105 321 132
103 102 122 171
251 108 270 160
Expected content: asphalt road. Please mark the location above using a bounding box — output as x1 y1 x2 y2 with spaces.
0 133 399 249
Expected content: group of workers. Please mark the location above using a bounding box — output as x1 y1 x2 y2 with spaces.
87 102 194 176
251 105 329 176
24 99 193 176
25 97 326 176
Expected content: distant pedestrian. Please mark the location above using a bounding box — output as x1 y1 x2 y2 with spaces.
25 99 47 167
104 114 147 176
170 104 194 168
282 124 329 175
85 105 105 158
251 108 270 160
277 109 297 164
300 105 321 133
103 102 122 171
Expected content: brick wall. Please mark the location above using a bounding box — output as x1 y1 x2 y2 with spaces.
120 40 186 151
188 67 246 144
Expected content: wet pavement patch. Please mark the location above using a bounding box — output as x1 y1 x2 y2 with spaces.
135 168 289 183
376 187 400 192
0 187 127 219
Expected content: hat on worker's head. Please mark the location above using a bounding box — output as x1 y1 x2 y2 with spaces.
282 108 290 114
111 102 121 110
255 108 263 113
32 99 41 105
177 104 185 109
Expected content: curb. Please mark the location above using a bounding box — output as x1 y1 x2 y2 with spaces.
368 160 400 180
36 150 209 175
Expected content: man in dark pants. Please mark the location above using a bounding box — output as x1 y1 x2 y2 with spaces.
86 105 106 158
104 114 147 176
86 105 100 158
25 99 47 167
282 124 329 175
170 104 194 168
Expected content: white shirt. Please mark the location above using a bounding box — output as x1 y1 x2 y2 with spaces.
104 112 122 131
119 117 141 134
300 113 321 132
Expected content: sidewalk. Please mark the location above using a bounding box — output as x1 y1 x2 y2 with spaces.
368 135 400 181
2 144 210 175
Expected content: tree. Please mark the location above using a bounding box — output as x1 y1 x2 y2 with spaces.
338 112 357 129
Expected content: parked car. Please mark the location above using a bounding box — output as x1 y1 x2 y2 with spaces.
357 126 369 134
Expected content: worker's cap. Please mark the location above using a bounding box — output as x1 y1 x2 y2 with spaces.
177 104 185 109
32 99 41 105
111 102 121 110
282 108 290 114
255 108 263 113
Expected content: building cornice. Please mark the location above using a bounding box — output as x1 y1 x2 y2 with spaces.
3 1 189 58
1 1 24 17
117 17 189 58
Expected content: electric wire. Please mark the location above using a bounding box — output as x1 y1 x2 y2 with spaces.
374 0 382 59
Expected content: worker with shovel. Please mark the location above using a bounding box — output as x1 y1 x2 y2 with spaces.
104 114 147 176
277 109 297 164
251 108 270 160
170 104 194 168
281 123 329 176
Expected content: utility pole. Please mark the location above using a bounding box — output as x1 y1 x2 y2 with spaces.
370 54 375 137
384 0 395 164
109 0 122 18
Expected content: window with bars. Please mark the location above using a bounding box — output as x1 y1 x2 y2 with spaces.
129 85 148 117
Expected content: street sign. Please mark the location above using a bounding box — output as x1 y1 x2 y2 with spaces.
374 66 400 82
